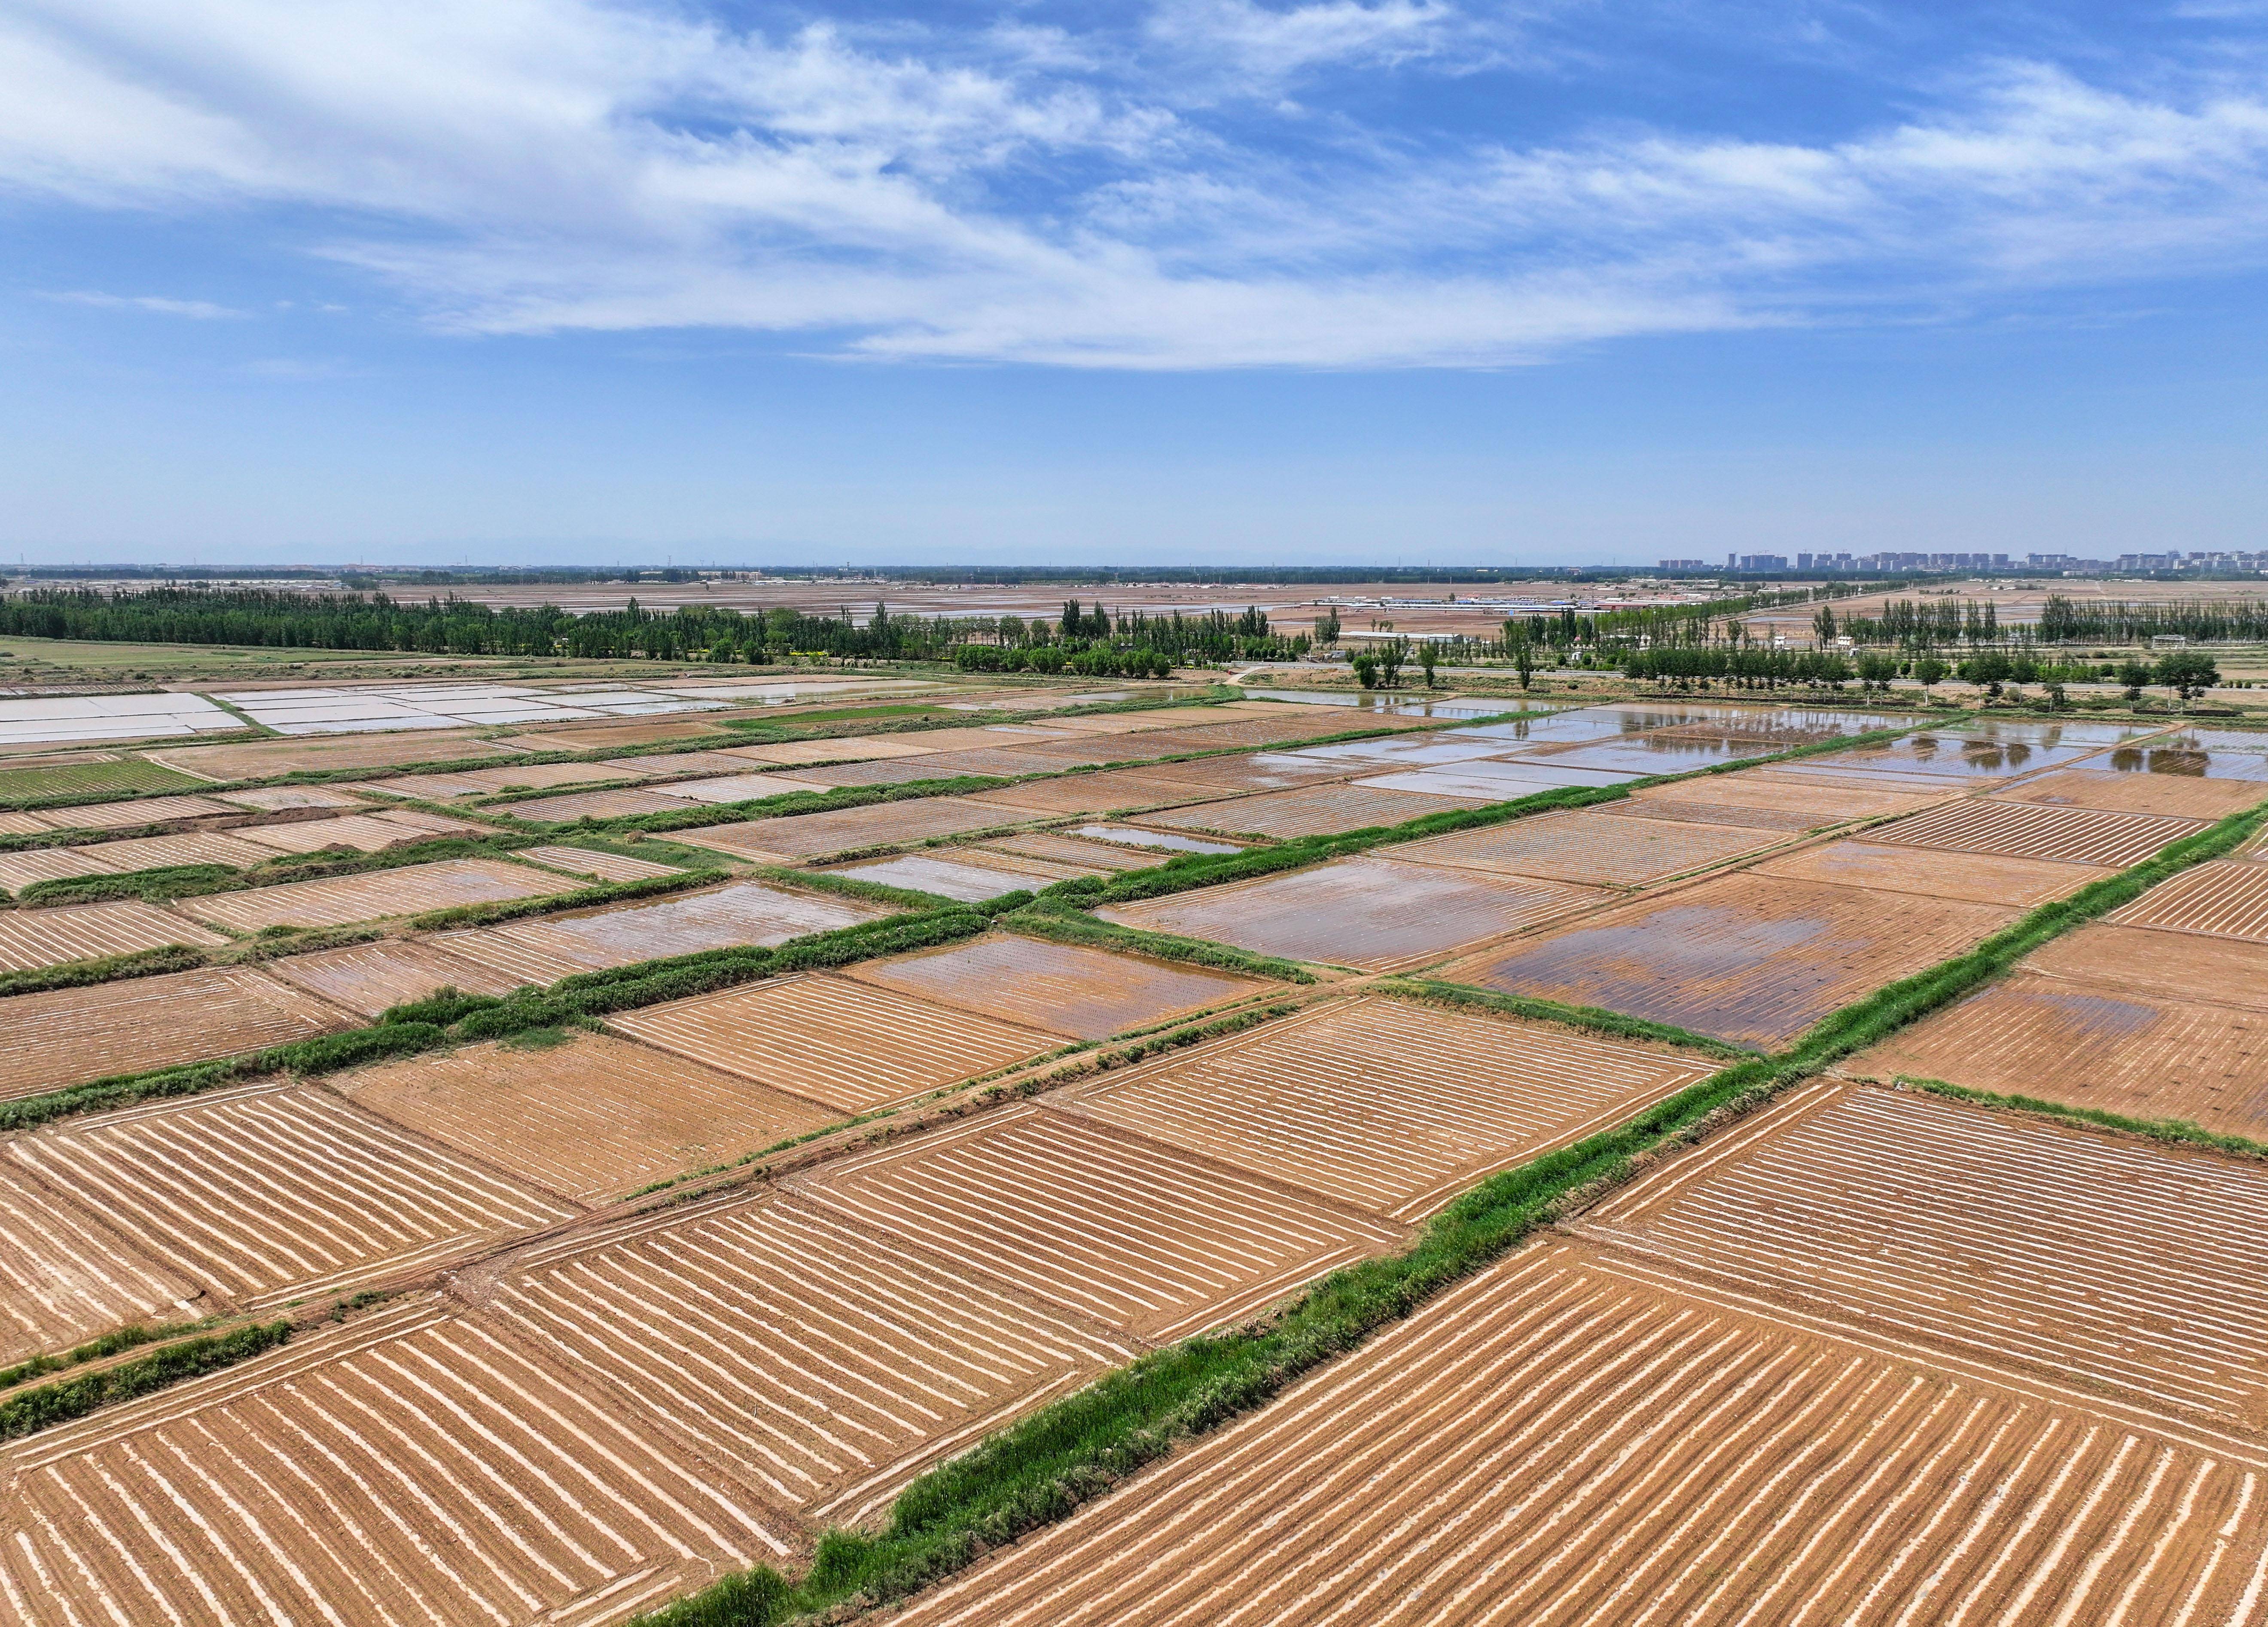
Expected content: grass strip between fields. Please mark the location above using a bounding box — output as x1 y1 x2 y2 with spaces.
1891 1076 2268 1159
1001 902 1320 984
1378 977 1755 1060
0 1322 291 1443
625 792 2268 1627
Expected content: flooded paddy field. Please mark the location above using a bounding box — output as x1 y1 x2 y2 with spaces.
825 849 1091 900
1102 855 1601 970
432 880 887 984
842 934 1266 1040
1143 783 1488 840
1445 873 2015 1049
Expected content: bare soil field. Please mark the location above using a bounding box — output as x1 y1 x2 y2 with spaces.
504 714 741 750
265 939 530 1017
723 735 943 765
1104 751 1348 795
67 828 279 872
1582 1081 2268 1426
1445 874 2015 1049
435 760 655 794
1850 962 2268 1136
0 844 111 893
798 1105 1398 1340
1064 997 1714 1219
786 754 1014 789
893 1234 2268 1627
475 1192 1134 1520
7 1081 577 1308
232 810 488 854
844 934 1265 1040
1103 856 1603 971
1392 808 1787 886
0 1297 790 1627
1996 766 2268 820
609 972 1062 1112
2107 858 2268 942
336 1033 841 1200
146 729 520 778
826 851 1084 902
960 768 1226 816
0 812 46 835
433 881 886 984
1627 771 1945 821
213 784 368 810
1867 798 2205 867
31 792 236 829
671 797 1055 863
515 843 684 882
0 965 349 1099
2027 920 2268 1010
500 785 701 821
0 897 226 972
0 1159 202 1366
978 830 1167 872
1752 839 2114 907
182 856 572 932
1146 784 1493 840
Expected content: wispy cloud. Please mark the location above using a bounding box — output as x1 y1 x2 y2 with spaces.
3 0 2266 366
46 290 246 319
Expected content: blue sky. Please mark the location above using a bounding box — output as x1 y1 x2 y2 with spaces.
3 0 2267 565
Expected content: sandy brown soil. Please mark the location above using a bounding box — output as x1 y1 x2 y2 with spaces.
1866 798 2205 867
2107 858 2268 942
1145 784 1488 840
265 938 530 1016
843 934 1265 1041
0 965 350 1099
182 857 572 932
432 882 886 985
1996 766 2268 820
1752 839 2113 907
146 729 521 778
0 897 224 972
669 797 1056 863
1393 807 1789 886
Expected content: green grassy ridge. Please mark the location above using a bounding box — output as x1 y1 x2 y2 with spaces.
0 1323 166 1392
1892 1077 2268 1159
1378 977 1755 1060
404 867 725 931
743 864 966 914
1003 902 1319 985
0 944 212 1000
0 1322 291 1443
1 829 558 909
625 770 2251 1627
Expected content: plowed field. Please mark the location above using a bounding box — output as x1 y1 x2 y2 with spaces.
1850 964 2268 1136
8 1082 576 1306
892 1240 2268 1627
960 767 1227 816
0 1161 200 1366
147 730 517 777
183 857 571 931
1392 808 1786 886
0 1299 789 1627
1625 771 1944 820
977 831 1163 872
1997 767 2268 820
1145 784 1487 839
609 973 1061 1112
35 793 235 829
1870 799 2204 867
213 784 367 810
2108 858 2268 942
477 1194 1132 1518
231 810 487 854
0 845 110 894
828 852 1079 902
340 1032 838 1200
1063 997 1714 1218
1445 874 2015 1048
1752 839 2113 906
1581 1082 2268 1426
68 829 277 872
0 898 225 972
1104 856 1601 971
0 965 349 1100
722 735 942 764
790 754 1005 788
2027 920 2268 1010
266 939 535 1016
799 1105 1398 1339
844 934 1265 1040
1112 752 1350 794
515 843 684 882
500 785 696 821
671 797 1052 862
433 881 885 985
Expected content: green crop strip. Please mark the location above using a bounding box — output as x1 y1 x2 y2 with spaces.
0 1322 291 1443
0 1324 168 1392
0 943 212 999
625 789 2268 1627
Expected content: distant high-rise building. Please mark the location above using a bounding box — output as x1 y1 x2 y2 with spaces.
1658 559 1709 571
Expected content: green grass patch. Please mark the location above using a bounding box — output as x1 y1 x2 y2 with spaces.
0 758 205 806
1892 1076 2268 1159
1003 903 1318 984
9 863 241 906
0 943 212 998
0 1324 167 1393
0 1322 291 1442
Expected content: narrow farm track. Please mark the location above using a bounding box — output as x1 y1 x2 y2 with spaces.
1579 1084 2268 1427
1062 996 1714 1219
797 1105 1399 1339
6 1083 578 1308
893 1244 2268 1627
474 1194 1133 1512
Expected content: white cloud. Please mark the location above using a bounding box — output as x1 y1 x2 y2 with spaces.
2 0 2266 366
46 290 245 318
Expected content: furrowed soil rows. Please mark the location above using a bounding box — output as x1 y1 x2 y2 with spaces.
1870 800 2205 867
797 1105 1399 1339
500 786 698 821
843 934 1266 1040
232 811 490 855
0 758 205 800
1623 773 1945 821
1445 874 2015 1050
33 794 236 829
433 881 887 985
265 940 530 1018
147 730 519 778
6 1081 576 1306
960 769 1228 817
474 1193 1134 1520
65 829 279 873
1063 996 1715 1219
507 715 731 749
0 1160 201 1365
2107 858 2268 942
1102 857 1602 971
609 973 1062 1112
336 1033 841 1201
1751 840 2115 907
1392 809 1788 887
2025 921 2268 1010
213 785 368 811
0 898 225 972
182 858 573 932
891 1240 2268 1627
0 965 349 1100
1107 752 1351 796
722 736 942 765
827 852 1084 903
0 1299 790 1627
671 797 1055 863
1996 768 2268 821
1144 785 1491 840
515 844 684 882
0 846 111 894
1580 1081 2268 1426
976 831 1167 872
